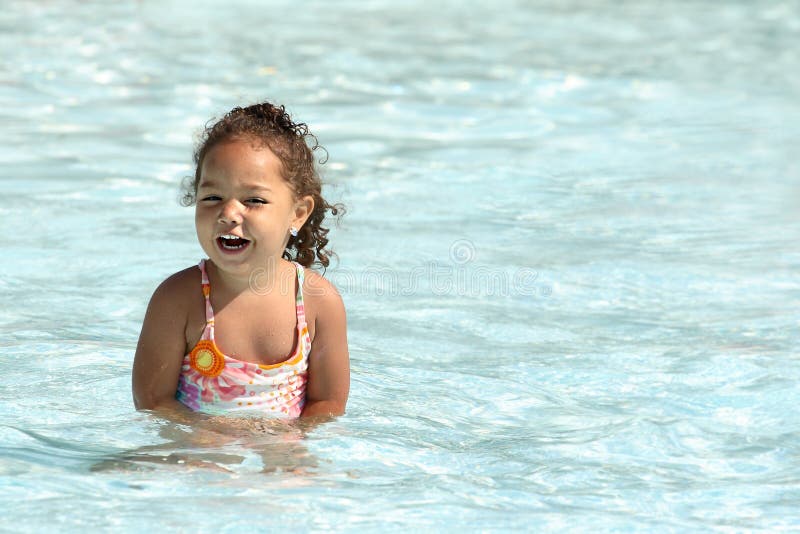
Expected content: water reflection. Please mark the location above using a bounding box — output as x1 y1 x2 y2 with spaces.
91 416 320 474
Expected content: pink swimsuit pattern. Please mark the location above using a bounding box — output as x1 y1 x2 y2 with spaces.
176 259 311 417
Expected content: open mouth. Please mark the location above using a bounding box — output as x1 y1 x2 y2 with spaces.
217 234 251 252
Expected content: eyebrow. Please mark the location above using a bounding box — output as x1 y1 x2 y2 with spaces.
198 180 272 192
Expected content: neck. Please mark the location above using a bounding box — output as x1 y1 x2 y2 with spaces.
207 257 294 297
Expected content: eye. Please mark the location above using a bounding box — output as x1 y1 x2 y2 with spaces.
201 195 221 202
246 198 268 205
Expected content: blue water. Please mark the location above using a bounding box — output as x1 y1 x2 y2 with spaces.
2 0 800 531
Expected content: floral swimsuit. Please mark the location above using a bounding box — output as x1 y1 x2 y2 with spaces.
176 259 311 417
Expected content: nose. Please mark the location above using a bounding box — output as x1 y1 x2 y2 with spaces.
217 200 242 225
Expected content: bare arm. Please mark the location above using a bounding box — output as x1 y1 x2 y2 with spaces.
301 276 350 418
132 273 191 413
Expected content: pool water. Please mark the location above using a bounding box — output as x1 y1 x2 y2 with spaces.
2 0 800 530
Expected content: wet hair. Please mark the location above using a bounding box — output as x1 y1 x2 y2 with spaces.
182 102 344 270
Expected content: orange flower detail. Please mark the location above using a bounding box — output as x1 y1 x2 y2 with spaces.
189 340 225 377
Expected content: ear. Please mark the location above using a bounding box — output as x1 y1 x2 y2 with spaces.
292 195 315 230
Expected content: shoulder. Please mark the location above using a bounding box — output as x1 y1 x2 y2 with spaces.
302 268 346 321
148 265 201 312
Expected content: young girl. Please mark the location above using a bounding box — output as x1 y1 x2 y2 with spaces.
132 102 349 419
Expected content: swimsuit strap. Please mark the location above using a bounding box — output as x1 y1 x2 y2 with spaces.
198 260 216 337
294 262 307 328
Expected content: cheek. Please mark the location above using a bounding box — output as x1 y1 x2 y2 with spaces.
195 207 213 233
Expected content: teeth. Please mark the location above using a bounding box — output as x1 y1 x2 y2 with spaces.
218 234 249 250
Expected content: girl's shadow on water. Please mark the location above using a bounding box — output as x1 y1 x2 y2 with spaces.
90 416 320 475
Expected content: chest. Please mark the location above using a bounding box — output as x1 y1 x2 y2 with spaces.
187 291 312 366
215 297 299 364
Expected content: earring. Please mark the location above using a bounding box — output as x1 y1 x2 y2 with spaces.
289 227 298 237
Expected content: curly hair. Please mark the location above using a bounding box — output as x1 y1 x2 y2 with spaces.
182 102 344 270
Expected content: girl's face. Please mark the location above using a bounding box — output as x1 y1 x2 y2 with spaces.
194 137 312 279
